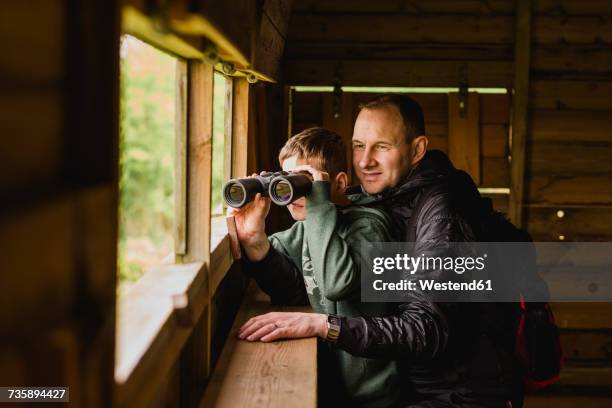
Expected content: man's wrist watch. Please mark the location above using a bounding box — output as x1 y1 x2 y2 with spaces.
325 314 341 343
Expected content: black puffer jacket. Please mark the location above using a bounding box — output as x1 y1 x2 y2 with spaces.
337 150 522 408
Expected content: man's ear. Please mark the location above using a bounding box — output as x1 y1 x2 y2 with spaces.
410 135 428 165
334 171 349 192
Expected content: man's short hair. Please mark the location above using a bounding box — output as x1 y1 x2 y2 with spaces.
359 94 426 142
278 127 347 177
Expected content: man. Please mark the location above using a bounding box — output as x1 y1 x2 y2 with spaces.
241 95 521 407
233 127 402 407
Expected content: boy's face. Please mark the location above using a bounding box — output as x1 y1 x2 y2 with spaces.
281 155 346 221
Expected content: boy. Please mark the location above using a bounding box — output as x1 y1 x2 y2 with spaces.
231 127 400 407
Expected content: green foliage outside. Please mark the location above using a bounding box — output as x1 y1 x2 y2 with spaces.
118 35 176 288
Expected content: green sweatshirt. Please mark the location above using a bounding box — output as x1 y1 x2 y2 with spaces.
267 181 401 408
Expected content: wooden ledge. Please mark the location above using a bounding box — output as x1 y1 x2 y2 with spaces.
115 262 208 406
201 283 317 408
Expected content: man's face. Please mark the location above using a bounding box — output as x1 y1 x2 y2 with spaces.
352 106 413 194
280 155 310 221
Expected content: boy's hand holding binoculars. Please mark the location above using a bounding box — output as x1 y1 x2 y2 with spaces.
227 173 272 261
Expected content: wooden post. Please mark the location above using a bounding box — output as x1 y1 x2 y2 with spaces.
509 0 531 227
184 61 214 375
322 92 355 184
175 60 188 256
231 78 251 178
448 92 481 185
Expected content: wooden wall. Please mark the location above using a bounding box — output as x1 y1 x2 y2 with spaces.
0 1 120 406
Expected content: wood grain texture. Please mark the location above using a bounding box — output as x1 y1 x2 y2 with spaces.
508 0 531 227
185 61 213 263
201 283 317 408
526 175 612 206
284 59 513 87
448 92 480 184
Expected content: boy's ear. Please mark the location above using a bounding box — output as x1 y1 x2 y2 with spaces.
334 171 349 192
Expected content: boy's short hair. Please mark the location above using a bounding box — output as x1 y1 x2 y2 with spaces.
278 127 347 177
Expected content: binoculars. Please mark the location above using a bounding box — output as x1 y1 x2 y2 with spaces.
222 171 313 208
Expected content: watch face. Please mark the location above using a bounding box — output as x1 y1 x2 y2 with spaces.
328 314 340 325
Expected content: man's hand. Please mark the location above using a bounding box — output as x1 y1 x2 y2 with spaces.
238 312 328 342
227 179 272 261
292 164 329 181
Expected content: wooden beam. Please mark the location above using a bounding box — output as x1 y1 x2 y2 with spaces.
508 0 531 227
231 78 251 178
183 61 214 375
175 60 188 255
322 92 355 183
184 61 213 263
285 59 513 87
448 92 481 185
122 6 205 60
287 14 514 44
252 0 293 81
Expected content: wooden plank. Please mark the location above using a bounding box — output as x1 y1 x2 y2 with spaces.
185 61 213 263
481 124 508 158
291 0 515 14
201 283 317 408
231 79 250 178
536 0 612 15
526 175 612 206
552 303 612 330
531 80 612 110
527 142 612 176
253 0 292 80
480 94 510 124
427 134 449 154
531 110 612 143
534 16 612 45
284 59 514 87
448 92 480 184
508 0 532 227
533 46 612 78
122 6 205 60
224 77 234 183
172 1 255 67
285 43 514 62
292 0 612 16
175 61 188 255
288 14 514 44
254 12 285 81
115 263 208 407
482 157 510 187
292 92 323 125
526 395 612 408
526 206 612 241
561 330 612 362
322 92 354 182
